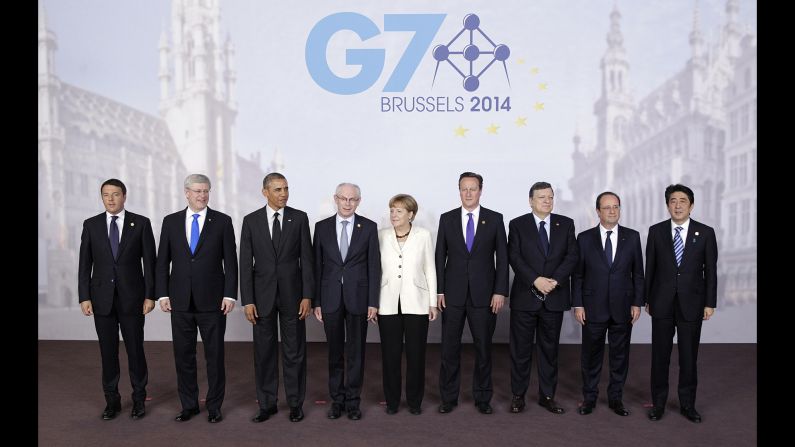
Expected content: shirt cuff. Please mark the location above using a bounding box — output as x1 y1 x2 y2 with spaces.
223 297 236 302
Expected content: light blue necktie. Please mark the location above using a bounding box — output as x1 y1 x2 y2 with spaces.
190 213 200 255
673 226 683 266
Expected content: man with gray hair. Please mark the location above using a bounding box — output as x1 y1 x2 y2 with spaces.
156 174 238 424
313 182 381 420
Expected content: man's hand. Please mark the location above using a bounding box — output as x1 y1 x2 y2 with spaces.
298 298 311 320
143 299 155 315
221 299 235 315
490 294 505 314
367 307 378 323
429 306 439 321
244 304 258 324
533 277 556 295
314 307 323 322
159 298 172 313
574 307 586 325
630 306 641 324
437 294 446 311
703 307 715 320
80 300 93 316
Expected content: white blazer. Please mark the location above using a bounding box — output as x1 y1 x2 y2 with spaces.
377 225 437 315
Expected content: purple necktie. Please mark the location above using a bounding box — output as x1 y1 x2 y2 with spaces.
465 212 474 252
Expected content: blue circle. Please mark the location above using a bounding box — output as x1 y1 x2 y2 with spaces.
494 44 511 61
463 75 480 92
494 44 510 61
432 44 449 61
463 44 480 62
463 14 480 30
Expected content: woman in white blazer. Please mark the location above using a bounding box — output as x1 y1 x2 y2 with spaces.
378 194 438 415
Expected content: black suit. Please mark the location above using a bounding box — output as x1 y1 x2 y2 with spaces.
313 214 381 409
240 206 314 410
78 211 156 405
508 212 577 399
435 207 508 405
572 225 644 403
156 207 238 412
645 219 717 409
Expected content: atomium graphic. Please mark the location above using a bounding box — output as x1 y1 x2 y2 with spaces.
432 13 510 92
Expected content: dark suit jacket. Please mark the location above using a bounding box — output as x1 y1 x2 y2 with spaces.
508 212 578 312
78 211 156 316
435 207 509 307
644 219 718 321
572 225 644 323
313 214 381 314
239 205 314 313
155 207 238 312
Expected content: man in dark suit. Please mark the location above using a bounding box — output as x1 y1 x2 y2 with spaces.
572 192 643 417
313 182 381 420
78 178 156 420
156 174 238 424
240 173 314 423
645 184 717 423
436 172 508 415
507 181 578 415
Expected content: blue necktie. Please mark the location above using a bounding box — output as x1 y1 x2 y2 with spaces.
465 212 474 252
538 220 549 256
605 230 613 268
673 226 684 266
190 213 200 255
109 215 119 260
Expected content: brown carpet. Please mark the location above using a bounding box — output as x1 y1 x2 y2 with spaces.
38 341 756 446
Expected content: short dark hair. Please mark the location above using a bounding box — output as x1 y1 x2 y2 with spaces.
664 184 694 204
101 178 126 195
529 181 553 198
263 172 286 189
596 191 621 209
458 172 483 189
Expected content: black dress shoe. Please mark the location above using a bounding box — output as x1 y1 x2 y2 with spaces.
409 406 422 415
385 406 398 415
289 406 304 422
680 407 702 423
609 400 630 416
648 407 665 421
538 396 565 414
175 408 200 422
327 403 343 419
578 401 595 415
347 408 362 420
252 406 278 422
207 410 223 423
438 402 457 413
102 402 122 420
131 401 146 419
510 395 526 413
476 402 493 414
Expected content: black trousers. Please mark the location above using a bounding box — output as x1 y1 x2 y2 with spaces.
253 292 306 409
651 296 703 409
378 301 429 409
580 316 633 402
439 291 496 404
93 290 148 404
509 306 564 398
171 300 227 412
322 304 368 409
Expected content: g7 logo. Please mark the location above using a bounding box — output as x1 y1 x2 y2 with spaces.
306 13 446 95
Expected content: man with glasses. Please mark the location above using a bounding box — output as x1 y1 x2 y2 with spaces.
572 192 644 417
313 183 381 420
156 174 238 424
507 181 578 415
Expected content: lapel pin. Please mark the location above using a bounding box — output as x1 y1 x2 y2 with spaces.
208 218 212 222
357 223 362 228
130 222 135 227
481 220 486 224
694 231 699 236
288 219 292 222
555 222 560 226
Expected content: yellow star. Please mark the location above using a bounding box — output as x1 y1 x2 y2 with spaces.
534 102 545 111
531 67 540 75
454 125 469 137
517 58 526 65
515 116 528 127
538 82 548 91
486 123 500 134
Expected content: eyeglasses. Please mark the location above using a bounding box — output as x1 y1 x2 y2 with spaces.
599 205 621 211
335 195 360 204
187 188 210 195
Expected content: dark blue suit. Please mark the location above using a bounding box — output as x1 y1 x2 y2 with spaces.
313 213 381 409
572 225 644 403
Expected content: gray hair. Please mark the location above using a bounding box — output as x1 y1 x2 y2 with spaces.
335 182 361 198
184 173 211 190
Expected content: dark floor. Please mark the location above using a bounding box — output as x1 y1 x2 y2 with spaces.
38 341 756 446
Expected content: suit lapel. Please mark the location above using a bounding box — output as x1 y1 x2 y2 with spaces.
278 208 295 255
194 208 212 255
257 207 276 257
590 226 608 268
330 217 344 264
453 208 469 253
529 214 547 258
680 220 699 267
116 212 132 259
388 229 402 255
470 208 487 254
345 215 364 261
96 214 115 261
612 225 628 270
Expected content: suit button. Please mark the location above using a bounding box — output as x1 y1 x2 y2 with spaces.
191 259 195 262
399 255 402 258
398 265 402 268
398 275 401 278
110 279 114 283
